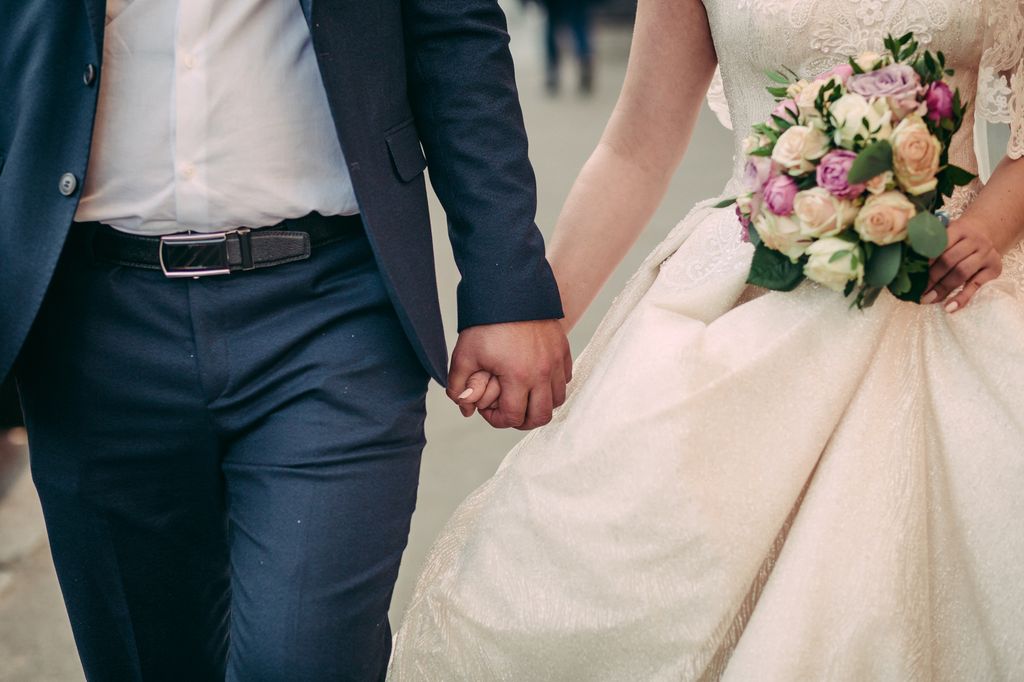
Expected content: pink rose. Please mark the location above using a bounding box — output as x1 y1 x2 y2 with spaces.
772 99 799 122
815 63 854 85
816 150 867 200
762 175 799 215
925 81 954 123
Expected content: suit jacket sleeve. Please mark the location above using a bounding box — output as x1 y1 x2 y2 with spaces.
401 0 564 331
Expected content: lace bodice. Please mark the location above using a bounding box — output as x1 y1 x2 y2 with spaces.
701 0 1024 280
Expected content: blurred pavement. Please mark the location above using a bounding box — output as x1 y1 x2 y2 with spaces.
0 7 733 680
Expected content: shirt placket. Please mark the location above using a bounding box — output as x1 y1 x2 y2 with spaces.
173 1 212 229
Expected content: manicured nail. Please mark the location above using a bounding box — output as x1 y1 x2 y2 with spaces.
458 388 474 400
945 301 960 313
921 291 937 304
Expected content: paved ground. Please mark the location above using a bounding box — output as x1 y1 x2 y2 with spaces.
0 8 733 680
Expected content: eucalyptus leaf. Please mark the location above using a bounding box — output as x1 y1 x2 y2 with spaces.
864 242 902 287
907 211 949 258
891 268 931 302
746 242 806 292
714 197 737 209
847 140 894 184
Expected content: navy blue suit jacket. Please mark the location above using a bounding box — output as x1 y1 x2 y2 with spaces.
0 0 563 385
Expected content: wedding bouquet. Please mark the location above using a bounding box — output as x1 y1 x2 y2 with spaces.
719 33 975 307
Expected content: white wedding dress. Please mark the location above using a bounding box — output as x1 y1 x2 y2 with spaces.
390 1 1024 679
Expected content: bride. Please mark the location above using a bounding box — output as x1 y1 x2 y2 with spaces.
390 0 1024 678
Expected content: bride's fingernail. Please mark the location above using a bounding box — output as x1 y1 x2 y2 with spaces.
458 388 474 400
921 291 938 304
945 300 960 313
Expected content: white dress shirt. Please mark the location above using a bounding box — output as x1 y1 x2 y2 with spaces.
75 0 359 235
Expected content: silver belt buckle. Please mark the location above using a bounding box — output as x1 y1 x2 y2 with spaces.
159 231 232 278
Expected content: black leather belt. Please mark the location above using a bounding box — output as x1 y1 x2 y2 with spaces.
86 213 362 278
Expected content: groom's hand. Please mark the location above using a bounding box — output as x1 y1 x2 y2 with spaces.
447 320 572 430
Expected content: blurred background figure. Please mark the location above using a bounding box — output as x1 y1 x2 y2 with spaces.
0 378 26 500
538 0 596 95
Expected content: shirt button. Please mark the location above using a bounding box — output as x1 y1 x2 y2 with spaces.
83 64 97 86
182 54 195 69
181 164 196 179
58 172 78 196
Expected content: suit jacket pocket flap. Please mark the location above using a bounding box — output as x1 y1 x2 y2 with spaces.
385 121 427 183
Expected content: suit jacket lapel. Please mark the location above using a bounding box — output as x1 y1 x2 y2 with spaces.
82 0 105 56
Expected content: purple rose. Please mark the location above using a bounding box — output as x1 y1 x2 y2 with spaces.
815 63 854 85
736 205 752 243
816 150 867 200
762 175 799 216
848 64 922 118
744 156 774 192
925 81 954 122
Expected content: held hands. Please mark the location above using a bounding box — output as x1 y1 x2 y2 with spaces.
447 320 572 430
922 217 1003 312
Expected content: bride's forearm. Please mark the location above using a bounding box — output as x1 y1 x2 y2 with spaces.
548 142 678 331
547 0 718 332
964 155 1024 253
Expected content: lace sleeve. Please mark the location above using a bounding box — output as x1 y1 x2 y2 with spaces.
978 0 1024 159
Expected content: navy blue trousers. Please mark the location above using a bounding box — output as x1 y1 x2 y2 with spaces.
15 221 430 681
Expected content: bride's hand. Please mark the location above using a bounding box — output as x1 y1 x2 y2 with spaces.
456 370 502 418
921 218 1002 312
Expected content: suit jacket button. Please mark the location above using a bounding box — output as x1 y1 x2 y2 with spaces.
83 64 97 86
59 173 78 196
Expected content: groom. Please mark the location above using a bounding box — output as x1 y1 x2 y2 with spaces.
2 1 570 680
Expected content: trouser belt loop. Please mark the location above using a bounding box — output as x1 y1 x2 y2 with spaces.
237 227 255 271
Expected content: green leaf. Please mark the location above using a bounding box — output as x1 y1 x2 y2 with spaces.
748 225 762 247
829 249 852 264
890 268 913 296
797 174 818 190
909 190 938 213
944 164 976 186
714 197 737 209
907 211 949 258
749 146 774 157
864 242 903 287
746 241 806 292
858 286 884 309
847 140 894 184
767 86 790 98
890 267 931 302
765 70 791 84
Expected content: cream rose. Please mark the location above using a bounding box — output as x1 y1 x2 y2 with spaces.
803 237 865 292
754 210 811 261
854 51 885 71
771 125 830 174
742 133 771 155
830 93 893 148
891 115 941 195
854 191 917 245
865 170 894 195
792 187 859 238
795 78 831 125
786 79 809 99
